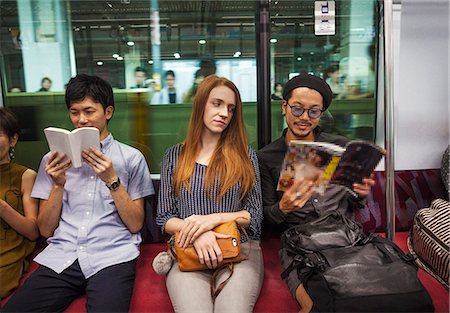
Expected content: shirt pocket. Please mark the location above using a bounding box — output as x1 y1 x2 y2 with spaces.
100 183 113 201
99 175 129 201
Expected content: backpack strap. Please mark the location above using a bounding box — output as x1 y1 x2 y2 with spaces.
280 252 327 280
369 234 417 263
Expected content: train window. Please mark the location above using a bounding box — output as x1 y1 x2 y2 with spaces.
0 1 257 173
0 0 378 173
270 0 379 142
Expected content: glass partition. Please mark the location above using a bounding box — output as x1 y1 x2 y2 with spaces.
0 0 258 173
270 0 378 141
0 0 379 173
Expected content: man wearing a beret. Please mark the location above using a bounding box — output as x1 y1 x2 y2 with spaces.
257 74 375 313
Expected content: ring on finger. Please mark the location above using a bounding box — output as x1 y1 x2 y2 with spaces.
296 191 302 199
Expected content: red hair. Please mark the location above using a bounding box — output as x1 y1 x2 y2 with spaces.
173 75 255 200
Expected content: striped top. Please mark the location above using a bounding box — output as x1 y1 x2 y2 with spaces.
157 143 263 241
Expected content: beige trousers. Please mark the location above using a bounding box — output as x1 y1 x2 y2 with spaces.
166 240 264 313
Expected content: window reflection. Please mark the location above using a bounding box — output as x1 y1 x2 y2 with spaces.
0 0 378 173
270 0 378 141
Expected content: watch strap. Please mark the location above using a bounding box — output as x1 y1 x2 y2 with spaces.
106 177 121 191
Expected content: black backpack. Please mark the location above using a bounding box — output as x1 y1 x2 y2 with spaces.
280 211 434 312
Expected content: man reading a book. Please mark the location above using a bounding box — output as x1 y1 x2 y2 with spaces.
257 74 375 313
3 74 154 312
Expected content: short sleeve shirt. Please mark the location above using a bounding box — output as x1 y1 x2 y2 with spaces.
31 134 154 278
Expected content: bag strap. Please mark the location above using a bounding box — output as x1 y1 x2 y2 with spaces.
280 250 327 281
370 234 416 263
167 235 176 258
209 218 251 300
281 254 307 280
237 223 251 261
210 263 234 300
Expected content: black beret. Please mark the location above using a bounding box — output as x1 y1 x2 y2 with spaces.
282 74 333 110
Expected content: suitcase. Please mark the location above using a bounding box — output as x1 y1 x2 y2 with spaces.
408 198 449 288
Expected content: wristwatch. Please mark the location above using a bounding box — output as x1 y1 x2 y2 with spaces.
105 177 121 191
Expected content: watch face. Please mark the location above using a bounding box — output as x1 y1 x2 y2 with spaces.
107 178 121 190
110 181 120 190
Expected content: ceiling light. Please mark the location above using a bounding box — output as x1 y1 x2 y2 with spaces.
117 56 124 61
270 38 278 43
174 53 180 59
127 41 135 46
199 39 206 45
233 51 241 58
148 60 154 64
96 61 104 66
112 53 119 58
297 57 302 61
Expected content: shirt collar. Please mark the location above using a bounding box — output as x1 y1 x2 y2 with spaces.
100 133 113 152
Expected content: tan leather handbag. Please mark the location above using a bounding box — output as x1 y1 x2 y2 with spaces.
168 220 250 299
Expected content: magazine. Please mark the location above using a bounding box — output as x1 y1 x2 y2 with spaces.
44 127 100 168
277 140 385 196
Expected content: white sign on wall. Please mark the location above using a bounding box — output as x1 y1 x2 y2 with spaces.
314 1 335 36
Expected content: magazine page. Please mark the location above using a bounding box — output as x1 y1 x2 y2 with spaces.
330 140 385 194
277 141 344 194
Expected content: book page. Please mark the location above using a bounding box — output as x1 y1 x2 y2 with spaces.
69 127 100 167
44 127 72 163
277 141 344 194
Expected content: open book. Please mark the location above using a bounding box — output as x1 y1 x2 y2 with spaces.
277 140 385 196
44 127 100 168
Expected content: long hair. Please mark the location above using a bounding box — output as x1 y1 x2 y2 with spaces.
173 75 255 200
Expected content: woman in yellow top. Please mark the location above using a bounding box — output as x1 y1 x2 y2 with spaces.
0 108 39 299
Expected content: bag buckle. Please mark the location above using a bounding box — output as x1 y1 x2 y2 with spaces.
401 253 416 263
303 253 327 271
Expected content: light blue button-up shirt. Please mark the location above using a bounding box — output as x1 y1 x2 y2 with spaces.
31 134 154 278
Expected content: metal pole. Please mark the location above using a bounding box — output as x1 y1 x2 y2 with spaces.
150 0 162 85
383 0 396 241
256 0 272 149
0 79 4 108
0 58 4 107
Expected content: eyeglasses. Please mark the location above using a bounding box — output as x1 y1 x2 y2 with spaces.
287 103 323 119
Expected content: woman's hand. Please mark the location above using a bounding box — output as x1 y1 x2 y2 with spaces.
353 175 376 198
178 214 221 248
193 231 231 269
45 151 72 187
279 178 315 214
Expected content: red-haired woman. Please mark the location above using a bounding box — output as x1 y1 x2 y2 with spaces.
157 75 263 312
